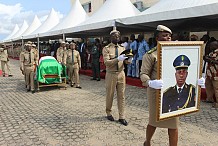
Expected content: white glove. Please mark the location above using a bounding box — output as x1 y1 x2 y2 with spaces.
117 54 128 61
198 77 205 88
148 80 163 89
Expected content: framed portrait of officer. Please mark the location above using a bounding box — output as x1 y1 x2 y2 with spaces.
157 41 204 121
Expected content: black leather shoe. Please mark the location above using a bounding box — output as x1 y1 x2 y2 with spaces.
70 83 75 87
107 115 114 121
97 78 101 81
90 78 96 80
8 75 13 77
31 90 35 94
3 74 5 77
27 89 30 92
76 86 82 89
118 119 128 126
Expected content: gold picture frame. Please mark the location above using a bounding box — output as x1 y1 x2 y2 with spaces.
156 41 204 121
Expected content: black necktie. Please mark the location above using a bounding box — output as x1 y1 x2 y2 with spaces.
115 45 118 71
178 88 182 93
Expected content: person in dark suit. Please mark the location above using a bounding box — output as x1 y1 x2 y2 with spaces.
78 38 87 69
162 55 196 113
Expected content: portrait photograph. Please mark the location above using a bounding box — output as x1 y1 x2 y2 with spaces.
156 41 204 121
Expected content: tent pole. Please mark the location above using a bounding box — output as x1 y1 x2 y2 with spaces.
37 37 40 57
21 38 24 50
11 41 14 58
63 33 65 42
21 38 24 59
11 40 14 58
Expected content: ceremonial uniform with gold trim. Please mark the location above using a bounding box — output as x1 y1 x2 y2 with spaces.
162 84 195 113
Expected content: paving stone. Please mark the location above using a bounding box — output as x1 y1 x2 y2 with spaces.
0 59 218 145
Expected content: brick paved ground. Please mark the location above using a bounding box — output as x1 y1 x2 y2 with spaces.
0 59 217 146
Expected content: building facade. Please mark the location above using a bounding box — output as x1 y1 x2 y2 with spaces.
71 0 159 15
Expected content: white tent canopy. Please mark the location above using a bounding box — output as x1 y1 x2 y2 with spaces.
83 0 140 25
42 0 89 37
20 15 41 38
3 24 19 41
119 0 218 31
62 0 140 35
11 20 28 40
24 8 60 39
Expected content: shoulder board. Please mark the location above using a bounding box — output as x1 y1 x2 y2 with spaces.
163 86 174 94
105 44 110 48
147 47 157 54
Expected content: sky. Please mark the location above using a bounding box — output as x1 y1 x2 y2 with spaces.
0 0 72 41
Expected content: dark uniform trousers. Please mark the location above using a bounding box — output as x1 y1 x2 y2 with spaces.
92 59 100 79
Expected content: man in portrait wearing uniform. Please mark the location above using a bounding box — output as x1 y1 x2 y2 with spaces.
0 44 13 77
66 42 82 89
162 55 196 113
20 42 38 93
102 28 132 126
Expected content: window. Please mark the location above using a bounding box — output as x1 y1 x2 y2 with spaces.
82 2 92 13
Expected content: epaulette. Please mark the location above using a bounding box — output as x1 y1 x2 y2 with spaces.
147 47 157 54
105 44 110 48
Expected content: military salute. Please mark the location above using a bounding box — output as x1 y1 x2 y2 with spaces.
0 44 12 77
102 28 132 126
162 55 196 113
66 42 82 89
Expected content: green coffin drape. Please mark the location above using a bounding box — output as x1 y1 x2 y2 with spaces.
37 59 67 84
